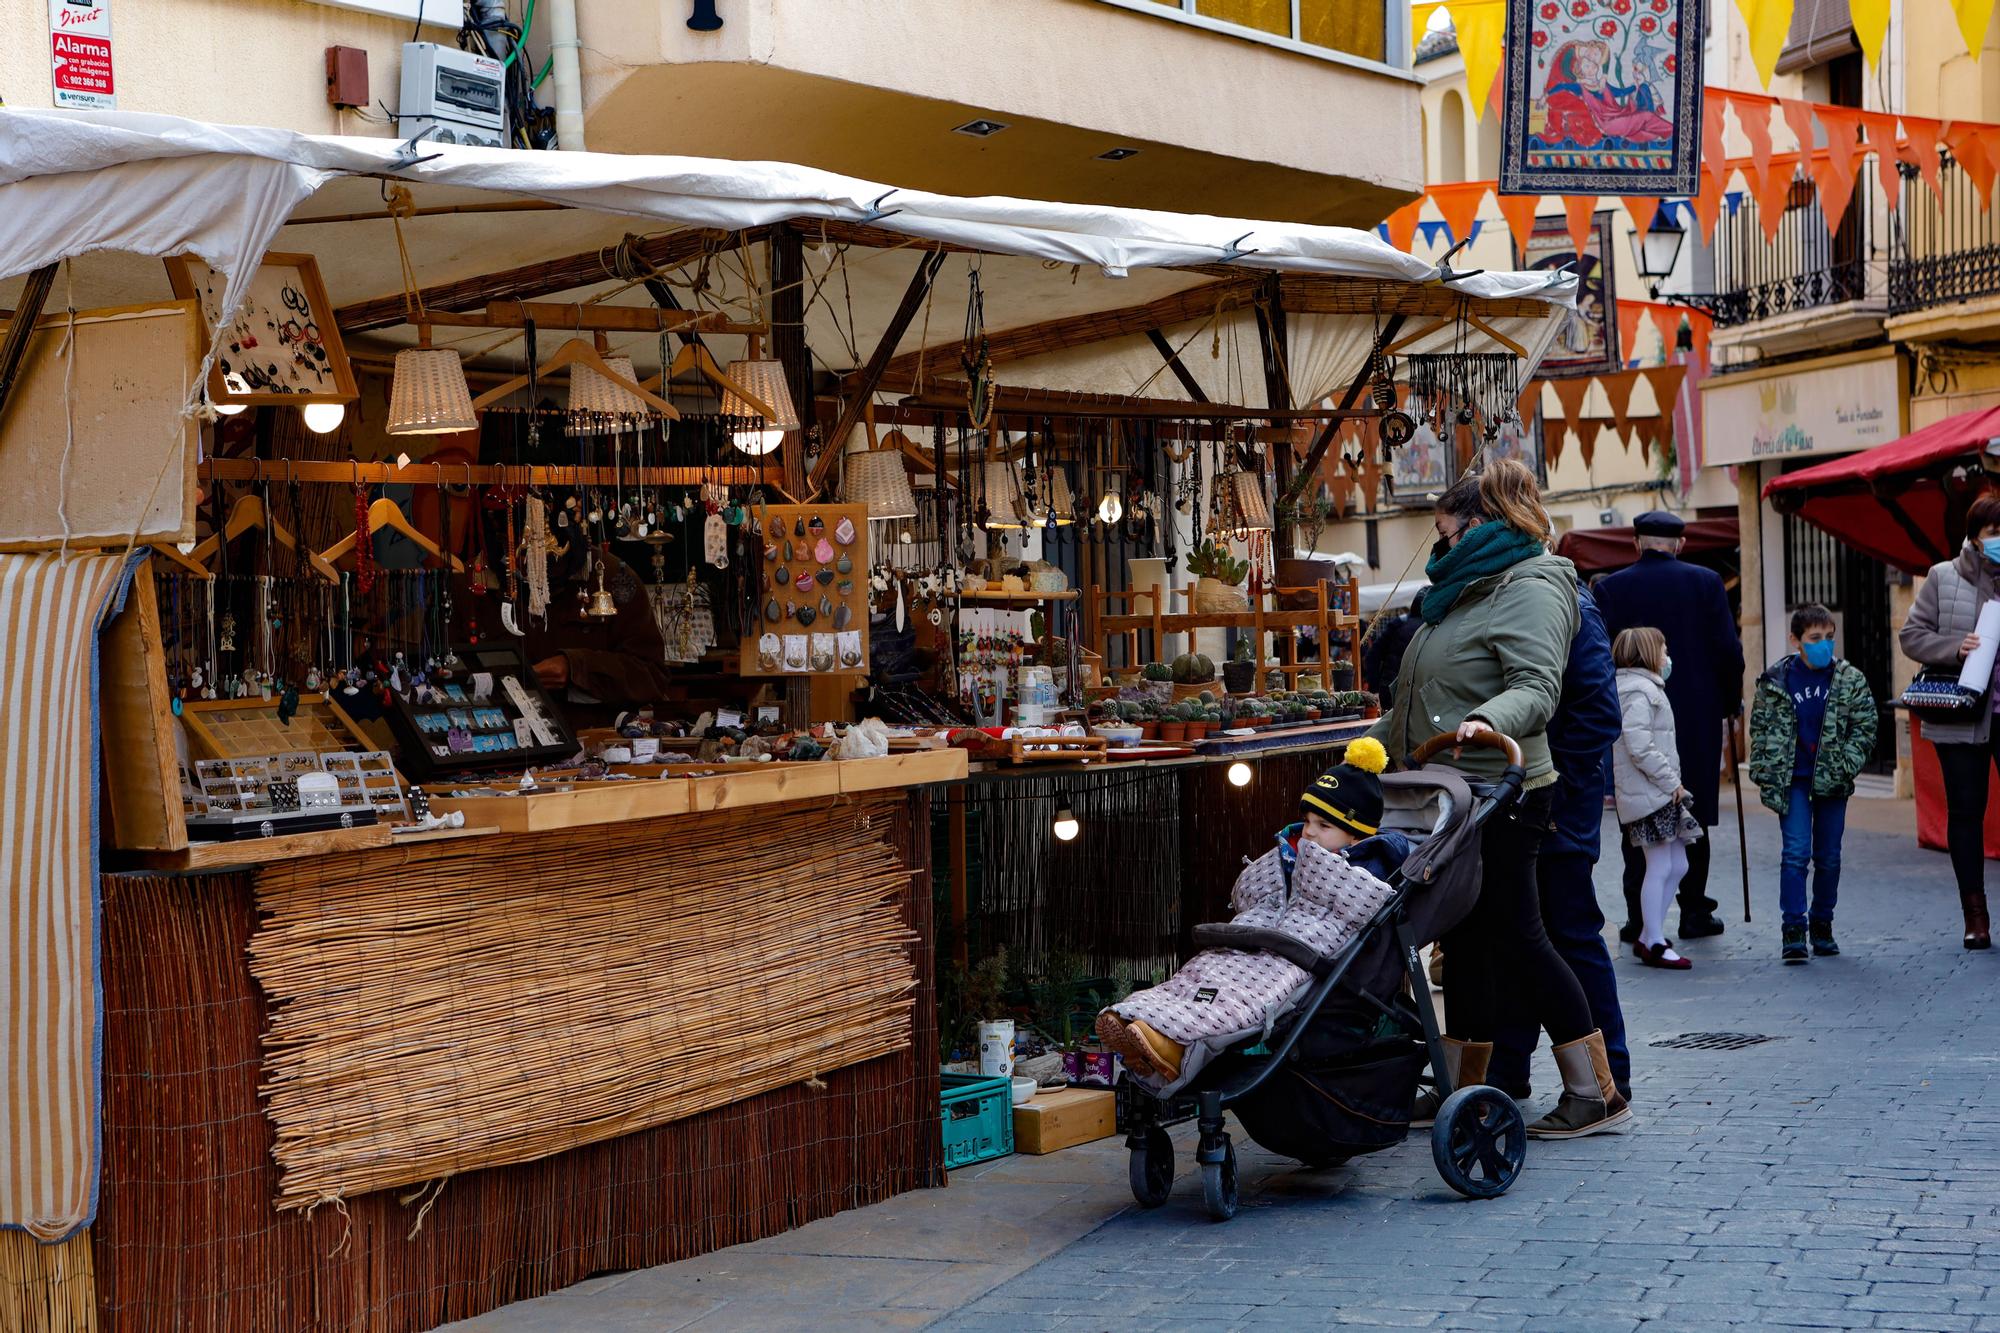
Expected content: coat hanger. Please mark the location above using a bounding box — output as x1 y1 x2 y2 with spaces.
643 342 776 421
319 496 467 572
469 335 682 418
191 487 341 583
149 544 214 579
1384 313 1528 360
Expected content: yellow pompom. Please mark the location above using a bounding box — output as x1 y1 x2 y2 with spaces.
1343 736 1388 775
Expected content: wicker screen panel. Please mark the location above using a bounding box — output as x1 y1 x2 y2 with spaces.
250 798 917 1209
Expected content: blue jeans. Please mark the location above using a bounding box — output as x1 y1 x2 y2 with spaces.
1779 779 1847 928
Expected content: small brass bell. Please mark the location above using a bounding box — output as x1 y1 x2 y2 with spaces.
584 560 618 619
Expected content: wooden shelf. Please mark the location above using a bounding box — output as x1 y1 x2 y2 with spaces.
127 822 393 872
956 589 1080 604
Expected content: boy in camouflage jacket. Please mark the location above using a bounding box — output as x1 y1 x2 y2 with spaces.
1748 604 1879 961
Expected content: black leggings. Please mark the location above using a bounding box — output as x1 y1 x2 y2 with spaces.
1442 786 1595 1046
1934 733 2000 900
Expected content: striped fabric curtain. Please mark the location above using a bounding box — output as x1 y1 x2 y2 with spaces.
0 549 142 1242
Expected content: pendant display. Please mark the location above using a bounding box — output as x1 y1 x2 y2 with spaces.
816 568 834 586
833 604 852 631
834 516 856 546
765 598 782 623
836 553 853 575
796 606 817 627
794 571 814 593
813 538 835 564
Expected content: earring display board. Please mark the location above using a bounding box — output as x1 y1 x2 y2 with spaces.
180 694 386 764
741 503 872 677
165 251 359 407
383 642 579 781
0 301 202 549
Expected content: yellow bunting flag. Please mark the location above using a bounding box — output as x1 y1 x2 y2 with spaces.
1950 0 1996 61
1735 0 1796 87
1453 0 1509 122
1849 0 1891 68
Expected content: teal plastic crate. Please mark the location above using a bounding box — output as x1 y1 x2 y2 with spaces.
940 1072 1014 1168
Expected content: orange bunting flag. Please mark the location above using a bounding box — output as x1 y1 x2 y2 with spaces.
1733 93 1777 192
1755 152 1799 242
1429 182 1490 247
1518 380 1546 427
1496 193 1542 257
1599 369 1638 438
1642 365 1689 424
1616 301 1646 362
1563 194 1600 259
1689 170 1726 243
1944 122 1997 209
1901 117 1946 202
1860 112 1903 211
1817 106 1868 187
1580 423 1600 470
1780 98 1821 158
1549 377 1594 465
1383 199 1424 252
1809 110 1863 228
1704 90 1731 191
1622 196 1661 241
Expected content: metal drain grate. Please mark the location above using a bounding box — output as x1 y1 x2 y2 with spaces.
1650 1032 1779 1051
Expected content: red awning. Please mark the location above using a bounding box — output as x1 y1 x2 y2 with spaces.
1555 517 1740 574
1761 404 2000 574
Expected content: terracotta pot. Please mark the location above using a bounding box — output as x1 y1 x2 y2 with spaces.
1159 722 1189 744
1140 722 1160 740
1187 722 1210 740
1305 708 1321 720
1364 705 1381 719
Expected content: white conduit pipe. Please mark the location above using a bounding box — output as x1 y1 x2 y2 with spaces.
547 0 586 151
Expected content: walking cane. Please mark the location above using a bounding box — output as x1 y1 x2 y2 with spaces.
1726 716 1752 922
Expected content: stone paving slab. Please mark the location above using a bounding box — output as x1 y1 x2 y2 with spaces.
446 793 2000 1331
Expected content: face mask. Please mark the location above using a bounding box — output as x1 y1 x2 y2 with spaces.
1802 639 1835 669
1982 537 2000 564
1660 656 1673 681
1431 535 1454 563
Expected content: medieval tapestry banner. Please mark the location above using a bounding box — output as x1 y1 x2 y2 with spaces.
1499 0 1705 196
1515 211 1622 377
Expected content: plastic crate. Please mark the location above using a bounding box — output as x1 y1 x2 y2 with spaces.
940 1072 1014 1168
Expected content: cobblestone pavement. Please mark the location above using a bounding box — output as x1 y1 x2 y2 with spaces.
451 795 2000 1331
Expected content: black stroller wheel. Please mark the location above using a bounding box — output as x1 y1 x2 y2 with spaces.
1128 1126 1174 1209
1431 1085 1526 1199
1200 1137 1239 1221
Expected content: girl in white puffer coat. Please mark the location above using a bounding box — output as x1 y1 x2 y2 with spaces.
1612 627 1703 970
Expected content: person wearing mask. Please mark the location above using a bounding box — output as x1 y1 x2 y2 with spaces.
1594 510 1744 943
1750 604 1877 961
1897 494 2000 950
1375 461 1630 1140
1488 585 1632 1105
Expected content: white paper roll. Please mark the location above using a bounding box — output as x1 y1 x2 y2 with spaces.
1960 600 2000 691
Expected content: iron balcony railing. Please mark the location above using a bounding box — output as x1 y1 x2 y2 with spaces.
1888 157 2000 315
1706 172 1878 328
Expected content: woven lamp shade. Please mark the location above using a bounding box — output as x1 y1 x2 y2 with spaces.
842 449 919 520
981 460 1075 529
387 348 477 436
567 355 647 436
1220 469 1273 532
722 358 800 456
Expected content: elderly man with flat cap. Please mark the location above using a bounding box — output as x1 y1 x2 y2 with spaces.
1593 510 1744 942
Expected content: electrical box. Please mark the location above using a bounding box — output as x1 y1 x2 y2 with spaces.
398 42 507 149
325 46 369 110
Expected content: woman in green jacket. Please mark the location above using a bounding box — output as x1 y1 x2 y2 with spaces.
1375 461 1630 1140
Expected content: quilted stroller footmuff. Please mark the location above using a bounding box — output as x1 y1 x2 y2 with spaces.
1106 838 1397 1099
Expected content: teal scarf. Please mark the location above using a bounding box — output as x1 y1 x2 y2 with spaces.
1422 522 1542 625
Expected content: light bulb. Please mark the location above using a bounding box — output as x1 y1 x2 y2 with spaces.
302 401 347 434
731 427 785 456
213 401 248 417
1097 491 1123 524
1052 801 1080 842
1227 761 1253 787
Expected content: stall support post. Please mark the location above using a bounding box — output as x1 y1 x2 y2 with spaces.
948 785 969 967
770 226 813 500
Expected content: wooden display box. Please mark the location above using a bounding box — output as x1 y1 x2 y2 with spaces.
385 643 577 781
1012 1087 1116 1155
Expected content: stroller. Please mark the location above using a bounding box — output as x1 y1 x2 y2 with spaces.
1122 731 1530 1220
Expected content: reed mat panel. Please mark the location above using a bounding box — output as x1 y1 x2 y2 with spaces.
0 1230 96 1332
250 798 919 1209
92 799 941 1332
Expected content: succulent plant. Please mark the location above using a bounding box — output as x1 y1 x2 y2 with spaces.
1142 661 1173 682
1186 538 1250 585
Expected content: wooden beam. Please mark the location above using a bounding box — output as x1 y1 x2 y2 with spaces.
200 458 777 487
1146 328 1209 403
769 226 814 499
335 228 762 333
286 199 567 226
875 276 1259 393
409 302 764 335
1278 275 1553 319
810 249 948 499
0 263 58 437
899 383 1368 420
1253 277 1295 549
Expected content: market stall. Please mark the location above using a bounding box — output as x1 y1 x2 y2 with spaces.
0 109 1572 1331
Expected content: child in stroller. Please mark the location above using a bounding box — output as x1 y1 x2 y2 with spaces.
1095 739 1412 1095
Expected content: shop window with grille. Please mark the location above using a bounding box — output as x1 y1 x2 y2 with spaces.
1781 494 1895 773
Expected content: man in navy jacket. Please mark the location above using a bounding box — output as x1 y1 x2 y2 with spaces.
1489 588 1632 1101
1593 511 1743 940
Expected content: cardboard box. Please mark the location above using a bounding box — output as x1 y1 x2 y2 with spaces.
1012 1087 1116 1154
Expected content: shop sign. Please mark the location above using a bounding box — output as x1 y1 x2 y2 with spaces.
1700 350 1902 467
49 0 115 110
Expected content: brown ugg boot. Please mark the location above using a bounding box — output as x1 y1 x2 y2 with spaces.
1094 1011 1185 1079
1964 892 1992 950
1409 1037 1491 1129
1528 1030 1634 1139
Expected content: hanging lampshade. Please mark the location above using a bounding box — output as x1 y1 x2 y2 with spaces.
567 355 648 437
1219 469 1274 533
981 459 1077 529
842 449 919 520
720 358 800 456
387 347 477 436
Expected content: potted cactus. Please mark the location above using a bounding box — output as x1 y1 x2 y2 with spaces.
1158 703 1190 745
1223 636 1257 695
1187 539 1251 614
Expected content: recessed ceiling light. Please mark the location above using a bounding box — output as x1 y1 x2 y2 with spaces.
952 119 1009 137
1097 147 1142 162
